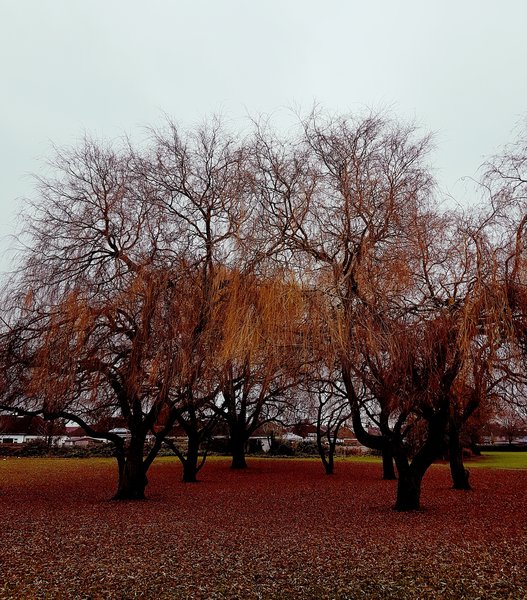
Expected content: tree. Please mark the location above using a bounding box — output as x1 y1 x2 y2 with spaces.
345 299 465 508
256 110 439 507
0 134 226 499
3 107 523 513
481 123 527 446
302 369 351 475
2 264 198 499
209 270 307 469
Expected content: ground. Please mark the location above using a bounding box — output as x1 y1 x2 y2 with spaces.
0 455 526 599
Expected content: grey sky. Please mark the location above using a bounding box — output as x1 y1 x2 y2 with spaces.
1 0 526 274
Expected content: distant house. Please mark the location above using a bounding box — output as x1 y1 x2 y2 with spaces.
62 423 133 447
62 436 102 448
0 415 65 445
288 422 359 444
62 427 100 447
283 422 366 453
290 422 319 441
0 414 136 447
282 432 303 443
335 426 361 447
108 428 131 439
249 424 285 452
484 420 527 446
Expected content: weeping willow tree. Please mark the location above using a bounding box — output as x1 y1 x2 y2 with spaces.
0 108 518 512
207 267 309 469
0 119 254 499
247 109 508 509
250 110 449 508
0 265 204 499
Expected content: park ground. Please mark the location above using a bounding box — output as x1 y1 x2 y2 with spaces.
0 454 526 599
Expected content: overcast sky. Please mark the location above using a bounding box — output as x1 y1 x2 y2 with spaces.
1 0 527 274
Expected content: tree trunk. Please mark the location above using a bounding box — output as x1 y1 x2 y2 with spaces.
382 446 397 480
449 422 471 490
230 431 248 469
115 447 125 487
316 428 333 475
393 414 447 510
113 435 147 500
394 468 423 511
182 434 200 483
393 451 426 511
323 446 335 475
469 442 481 456
392 397 450 511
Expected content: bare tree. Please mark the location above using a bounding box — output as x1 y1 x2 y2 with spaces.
300 367 351 475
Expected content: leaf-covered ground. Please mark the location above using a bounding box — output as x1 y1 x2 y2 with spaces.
0 457 525 599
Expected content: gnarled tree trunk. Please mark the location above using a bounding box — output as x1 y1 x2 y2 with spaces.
324 452 334 475
316 419 335 475
382 446 397 480
182 433 200 482
449 420 471 490
393 405 449 511
113 434 148 500
230 431 248 469
394 463 423 511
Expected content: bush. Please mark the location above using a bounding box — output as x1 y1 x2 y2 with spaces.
335 446 366 456
58 444 116 458
365 448 382 457
295 441 319 456
16 439 51 457
269 441 295 456
246 438 264 454
0 441 117 458
206 437 230 454
476 444 527 452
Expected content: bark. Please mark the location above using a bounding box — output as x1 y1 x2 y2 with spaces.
382 446 397 480
394 466 423 511
393 408 448 511
162 430 208 482
115 448 125 486
469 442 481 456
349 402 384 450
182 434 200 483
230 431 248 469
182 461 198 483
324 452 334 475
351 404 395 480
113 435 148 500
449 421 471 490
316 418 334 475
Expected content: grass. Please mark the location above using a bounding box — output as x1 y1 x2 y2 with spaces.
244 450 527 469
3 449 526 471
337 450 527 470
464 451 527 469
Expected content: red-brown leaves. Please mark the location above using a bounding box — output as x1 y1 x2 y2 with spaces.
0 458 525 598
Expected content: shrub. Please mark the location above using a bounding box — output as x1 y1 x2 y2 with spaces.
269 441 295 456
0 441 117 458
295 441 319 456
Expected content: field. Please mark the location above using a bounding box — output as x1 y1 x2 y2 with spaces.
464 450 527 469
1 456 526 599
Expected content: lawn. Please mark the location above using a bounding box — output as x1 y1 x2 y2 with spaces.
0 457 526 599
465 451 527 469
